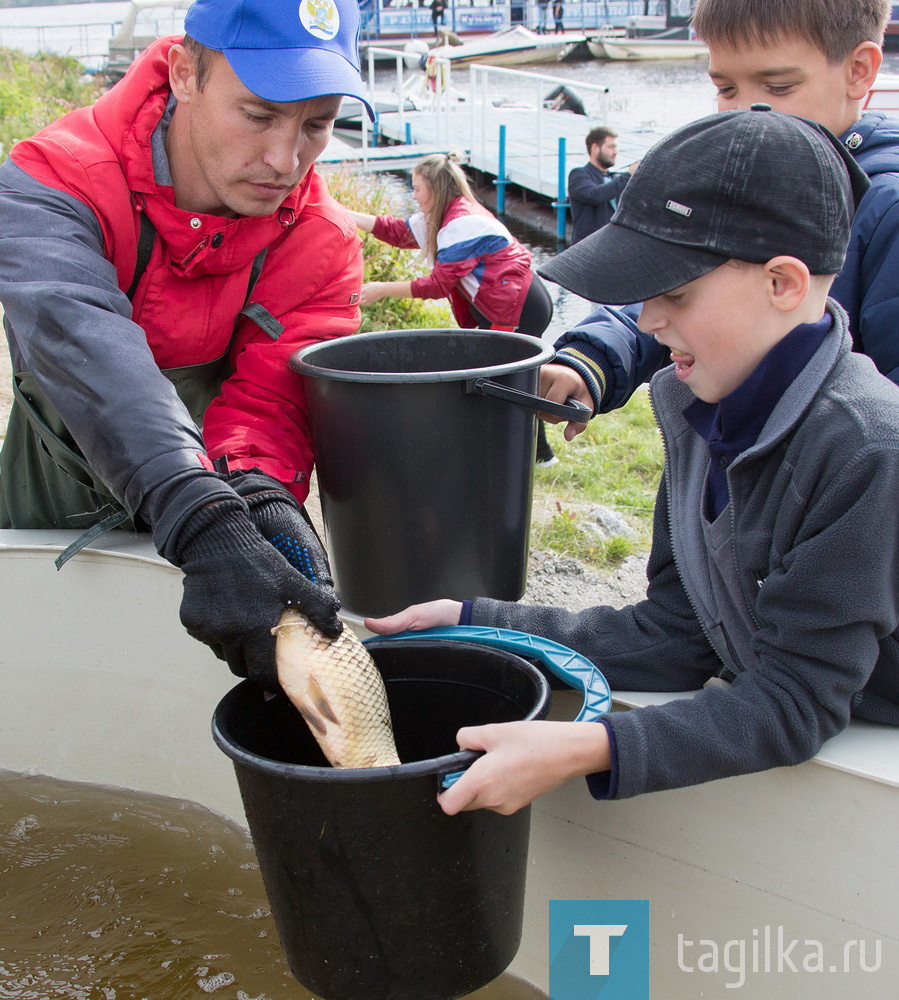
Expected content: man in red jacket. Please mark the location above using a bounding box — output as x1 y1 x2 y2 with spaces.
0 0 372 688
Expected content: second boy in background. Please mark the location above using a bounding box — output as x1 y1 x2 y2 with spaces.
539 0 899 432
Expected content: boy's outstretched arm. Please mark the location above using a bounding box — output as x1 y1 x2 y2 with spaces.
437 721 611 815
364 599 463 634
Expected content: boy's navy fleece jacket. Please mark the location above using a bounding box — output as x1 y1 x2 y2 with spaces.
469 303 899 799
553 112 899 412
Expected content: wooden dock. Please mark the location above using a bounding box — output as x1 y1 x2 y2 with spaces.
319 136 459 172
323 63 670 204
373 102 665 199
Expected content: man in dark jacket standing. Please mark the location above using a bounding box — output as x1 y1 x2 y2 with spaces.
567 127 639 244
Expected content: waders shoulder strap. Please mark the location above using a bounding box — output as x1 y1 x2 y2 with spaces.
126 211 157 301
238 248 284 340
50 234 275 568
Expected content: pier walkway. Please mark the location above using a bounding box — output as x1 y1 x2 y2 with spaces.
320 139 457 172
325 61 669 222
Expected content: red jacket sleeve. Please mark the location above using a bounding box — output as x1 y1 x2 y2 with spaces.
372 214 420 249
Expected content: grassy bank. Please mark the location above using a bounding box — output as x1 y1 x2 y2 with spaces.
535 392 662 566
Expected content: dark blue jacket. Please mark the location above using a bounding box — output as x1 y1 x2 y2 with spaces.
567 162 631 244
832 112 899 381
555 112 899 411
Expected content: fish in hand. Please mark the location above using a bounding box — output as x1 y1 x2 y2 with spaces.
272 607 401 768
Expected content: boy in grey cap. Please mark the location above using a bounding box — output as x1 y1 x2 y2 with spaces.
368 107 899 811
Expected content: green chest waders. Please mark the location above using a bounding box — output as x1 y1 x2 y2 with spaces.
0 213 280 566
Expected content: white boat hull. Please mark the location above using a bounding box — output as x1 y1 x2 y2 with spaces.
3 529 898 997
590 36 709 60
865 73 899 112
429 27 584 67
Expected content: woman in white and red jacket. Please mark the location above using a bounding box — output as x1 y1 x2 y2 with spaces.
348 152 556 460
347 153 553 334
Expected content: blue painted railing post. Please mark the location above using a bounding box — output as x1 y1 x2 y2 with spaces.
556 136 568 242
372 115 380 145
495 124 508 215
405 121 412 145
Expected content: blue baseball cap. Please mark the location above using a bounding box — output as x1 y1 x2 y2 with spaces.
184 0 374 118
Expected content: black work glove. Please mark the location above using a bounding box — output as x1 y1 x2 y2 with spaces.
226 470 341 628
169 497 341 689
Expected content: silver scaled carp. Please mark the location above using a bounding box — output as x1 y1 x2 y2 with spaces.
272 607 401 768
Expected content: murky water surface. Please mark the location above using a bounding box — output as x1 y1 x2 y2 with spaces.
0 770 546 1000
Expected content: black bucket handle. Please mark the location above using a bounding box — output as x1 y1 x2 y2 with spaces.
465 377 593 422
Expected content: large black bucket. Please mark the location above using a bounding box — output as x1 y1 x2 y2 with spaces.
211 637 552 1000
291 329 588 617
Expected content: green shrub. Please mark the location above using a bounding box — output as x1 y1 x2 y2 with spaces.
323 166 455 332
0 49 102 161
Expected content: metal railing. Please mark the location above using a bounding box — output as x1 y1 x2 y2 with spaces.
0 20 120 68
465 62 610 176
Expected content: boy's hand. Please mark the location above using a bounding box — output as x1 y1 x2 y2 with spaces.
364 599 463 634
437 721 612 815
539 363 593 439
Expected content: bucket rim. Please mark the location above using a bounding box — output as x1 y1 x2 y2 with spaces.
210 641 551 783
290 328 556 384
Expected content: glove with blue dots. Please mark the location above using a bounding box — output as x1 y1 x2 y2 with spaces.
226 468 342 637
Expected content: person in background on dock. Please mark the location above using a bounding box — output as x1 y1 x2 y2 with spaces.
552 0 565 34
567 127 640 245
537 0 551 35
0 0 371 687
537 0 899 439
346 151 560 466
430 0 447 38
367 108 899 813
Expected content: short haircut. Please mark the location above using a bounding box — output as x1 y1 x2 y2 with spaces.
183 34 213 91
585 126 617 154
692 0 890 63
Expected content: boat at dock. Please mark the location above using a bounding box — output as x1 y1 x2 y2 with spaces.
3 528 897 997
588 34 709 61
422 25 588 67
865 71 899 112
104 0 191 82
587 3 708 61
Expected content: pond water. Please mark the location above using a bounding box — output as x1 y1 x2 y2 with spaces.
0 769 549 1000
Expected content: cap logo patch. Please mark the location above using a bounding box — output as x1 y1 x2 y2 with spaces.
300 0 340 40
665 199 692 217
